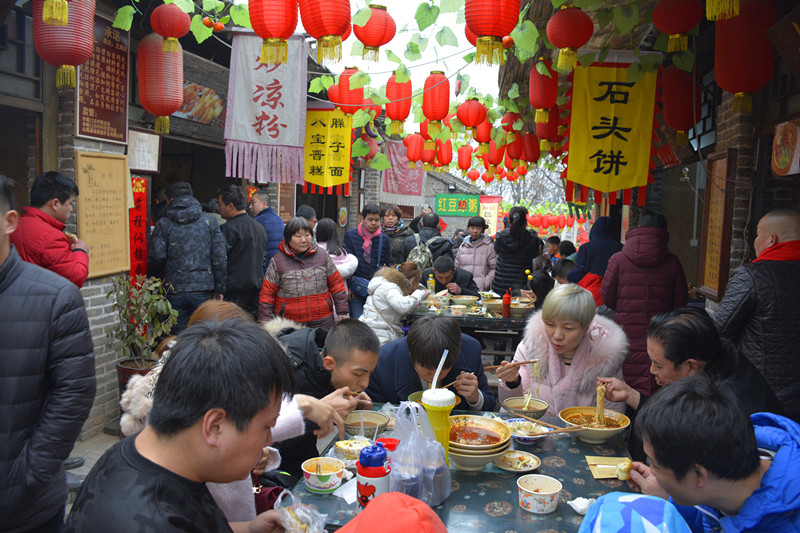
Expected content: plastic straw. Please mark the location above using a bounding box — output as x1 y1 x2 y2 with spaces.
430 349 449 390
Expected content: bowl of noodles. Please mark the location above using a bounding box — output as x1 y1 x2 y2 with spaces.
558 406 630 444
503 397 549 420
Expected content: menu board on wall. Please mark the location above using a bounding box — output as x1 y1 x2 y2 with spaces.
76 15 129 144
75 151 131 278
278 182 295 221
699 149 736 301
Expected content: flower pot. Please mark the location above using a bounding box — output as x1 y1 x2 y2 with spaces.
116 358 157 400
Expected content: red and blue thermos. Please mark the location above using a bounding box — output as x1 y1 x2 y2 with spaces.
356 444 391 509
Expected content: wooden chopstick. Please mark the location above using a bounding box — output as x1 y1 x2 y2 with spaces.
484 360 538 372
441 380 458 389
511 412 589 434
513 412 561 429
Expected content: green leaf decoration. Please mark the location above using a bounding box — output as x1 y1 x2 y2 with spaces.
450 117 465 133
463 52 476 63
598 45 610 64
351 138 371 157
508 83 520 99
437 127 452 141
575 0 605 9
578 52 596 67
511 21 539 63
653 33 669 52
410 33 429 52
413 105 426 122
613 5 638 35
536 60 553 78
483 94 494 109
672 49 696 72
456 5 465 24
371 153 392 171
230 4 251 28
218 15 230 24
517 1 531 25
352 109 371 129
490 127 506 146
551 0 569 8
507 99 519 113
321 75 335 90
639 53 662 71
596 8 613 30
351 41 364 57
350 71 370 90
440 0 464 13
539 31 555 50
367 87 390 105
395 64 411 83
457 72 471 94
190 14 214 43
166 0 195 14
514 47 537 64
386 50 403 63
202 0 224 13
352 7 372 27
405 42 422 61
436 26 459 47
415 3 440 31
112 6 136 31
309 77 325 94
513 118 525 131
487 108 501 123
626 62 645 84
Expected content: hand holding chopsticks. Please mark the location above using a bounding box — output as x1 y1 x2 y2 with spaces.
484 360 538 372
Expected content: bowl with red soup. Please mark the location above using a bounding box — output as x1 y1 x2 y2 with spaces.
448 415 511 451
558 406 630 444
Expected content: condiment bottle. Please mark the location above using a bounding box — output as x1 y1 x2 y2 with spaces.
375 437 400 465
502 289 511 318
427 273 436 293
356 444 390 509
421 388 457 465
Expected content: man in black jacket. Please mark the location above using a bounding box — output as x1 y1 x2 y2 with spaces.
218 185 268 318
149 182 227 332
422 255 480 296
0 176 96 532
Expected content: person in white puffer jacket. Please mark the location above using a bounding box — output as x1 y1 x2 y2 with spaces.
360 262 428 345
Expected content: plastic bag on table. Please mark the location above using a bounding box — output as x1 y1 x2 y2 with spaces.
273 489 327 533
388 401 451 506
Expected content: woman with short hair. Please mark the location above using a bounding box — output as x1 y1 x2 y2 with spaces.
258 217 348 329
497 283 628 416
382 204 414 265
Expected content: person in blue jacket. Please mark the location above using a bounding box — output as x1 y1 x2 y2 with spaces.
249 191 285 271
366 315 496 411
629 374 800 533
343 204 393 318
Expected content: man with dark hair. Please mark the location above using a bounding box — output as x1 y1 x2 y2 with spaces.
269 318 379 478
400 212 453 265
0 175 96 533
10 171 89 287
552 258 577 284
343 203 393 318
217 185 268 318
629 375 800 532
149 181 227 332
65 319 291 532
409 204 432 234
546 235 561 266
714 208 800 421
295 204 317 231
249 190 284 268
367 315 495 411
421 255 480 296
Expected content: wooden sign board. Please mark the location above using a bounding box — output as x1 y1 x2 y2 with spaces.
698 149 736 301
278 182 295 221
767 4 800 84
75 151 131 278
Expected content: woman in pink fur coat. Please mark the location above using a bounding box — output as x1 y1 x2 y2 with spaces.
497 283 628 417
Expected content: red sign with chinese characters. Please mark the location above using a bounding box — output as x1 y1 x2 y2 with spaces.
129 177 147 276
76 15 129 144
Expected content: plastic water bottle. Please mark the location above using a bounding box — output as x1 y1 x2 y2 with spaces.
427 273 436 293
357 444 390 509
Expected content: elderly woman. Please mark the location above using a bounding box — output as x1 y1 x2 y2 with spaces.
497 283 628 416
258 216 348 329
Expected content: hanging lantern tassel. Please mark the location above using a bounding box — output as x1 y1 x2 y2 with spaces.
155 116 170 134
475 37 505 66
261 38 288 64
317 35 343 65
535 108 550 123
43 0 69 25
56 65 76 89
706 0 739 21
668 33 688 53
362 46 380 62
391 121 404 135
557 47 577 71
408 161 417 169
540 138 552 152
732 92 752 113
163 37 180 54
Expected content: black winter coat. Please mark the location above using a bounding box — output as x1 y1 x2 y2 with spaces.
492 229 541 295
400 227 453 264
149 196 227 294
220 212 268 294
343 228 393 280
714 259 800 421
0 247 96 531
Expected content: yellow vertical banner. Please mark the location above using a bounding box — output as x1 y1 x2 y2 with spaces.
566 65 656 192
304 109 353 188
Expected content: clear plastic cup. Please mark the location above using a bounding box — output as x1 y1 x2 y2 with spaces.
421 388 457 464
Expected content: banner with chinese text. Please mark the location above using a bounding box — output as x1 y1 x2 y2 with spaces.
479 195 503 237
303 109 353 188
382 140 425 206
129 176 147 277
225 33 306 184
566 64 657 192
436 194 479 216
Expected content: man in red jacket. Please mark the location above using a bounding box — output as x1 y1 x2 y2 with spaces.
10 171 89 287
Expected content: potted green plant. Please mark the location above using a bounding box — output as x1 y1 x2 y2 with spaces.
107 275 178 394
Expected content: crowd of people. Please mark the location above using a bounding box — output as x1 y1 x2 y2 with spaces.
3 171 800 532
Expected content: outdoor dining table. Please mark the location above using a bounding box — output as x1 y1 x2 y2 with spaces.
292 409 632 532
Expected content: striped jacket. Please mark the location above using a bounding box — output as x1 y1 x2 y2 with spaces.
258 240 347 329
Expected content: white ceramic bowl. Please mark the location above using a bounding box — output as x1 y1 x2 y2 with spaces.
450 304 467 316
450 295 480 306
558 406 631 444
449 446 510 471
301 457 345 493
504 418 554 444
344 410 390 437
517 474 562 514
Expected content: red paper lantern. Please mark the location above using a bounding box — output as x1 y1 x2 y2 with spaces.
652 0 703 52
342 23 351 41
405 133 424 169
299 0 350 64
662 66 701 146
517 164 527 176
437 139 453 172
558 214 566 229
521 132 541 164
481 172 493 184
250 0 297 64
507 169 519 182
465 25 477 47
567 216 574 228
458 145 473 176
339 67 364 116
456 98 488 137
531 215 541 227
354 5 396 62
465 0 520 65
33 0 95 89
715 0 775 113
529 59 558 123
137 33 184 134
422 71 450 139
327 83 341 109
362 97 382 124
486 140 505 173
385 71 411 135
536 105 559 151
151 3 191 54
474 119 492 155
501 112 520 143
421 147 436 171
420 119 434 150
507 132 523 163
361 132 378 163
546 6 593 71
504 153 517 170
467 168 480 181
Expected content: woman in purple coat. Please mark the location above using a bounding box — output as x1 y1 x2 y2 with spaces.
601 210 688 395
